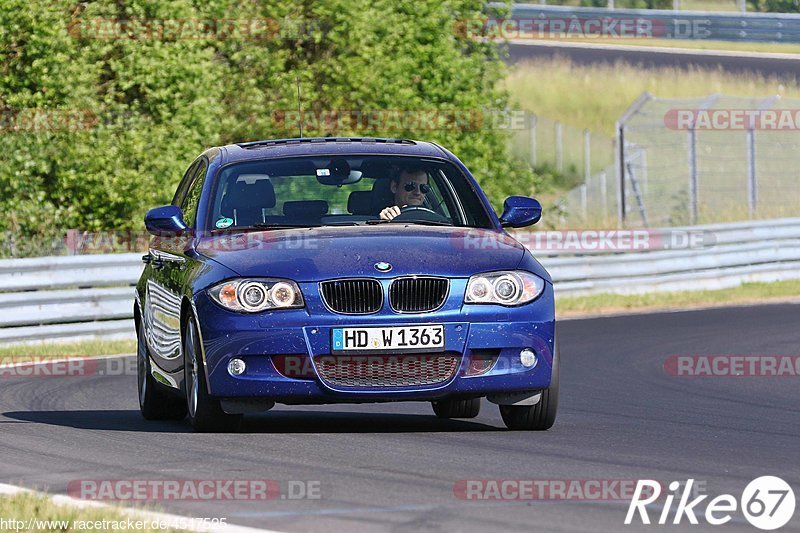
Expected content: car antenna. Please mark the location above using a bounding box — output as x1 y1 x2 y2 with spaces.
296 77 303 138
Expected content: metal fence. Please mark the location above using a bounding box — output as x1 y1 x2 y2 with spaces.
510 113 615 225
1 218 799 344
511 113 614 178
558 93 800 228
508 4 800 41
513 0 749 12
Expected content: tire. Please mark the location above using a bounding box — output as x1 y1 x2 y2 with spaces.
499 338 560 431
183 314 242 432
137 320 187 421
432 397 481 419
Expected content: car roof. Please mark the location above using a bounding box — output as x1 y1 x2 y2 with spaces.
215 137 452 165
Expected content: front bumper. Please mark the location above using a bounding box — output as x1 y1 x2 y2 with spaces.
193 280 556 403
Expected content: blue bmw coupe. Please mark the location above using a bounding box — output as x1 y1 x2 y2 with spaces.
135 137 558 432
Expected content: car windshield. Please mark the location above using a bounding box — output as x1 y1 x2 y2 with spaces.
205 155 494 231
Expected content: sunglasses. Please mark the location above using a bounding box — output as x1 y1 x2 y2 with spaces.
403 182 431 194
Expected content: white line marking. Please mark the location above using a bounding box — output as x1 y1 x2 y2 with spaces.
0 482 281 533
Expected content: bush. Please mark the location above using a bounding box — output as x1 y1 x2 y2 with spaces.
742 0 799 10
0 0 540 244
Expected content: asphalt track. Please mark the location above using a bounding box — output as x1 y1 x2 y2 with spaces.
1 303 799 532
507 40 800 79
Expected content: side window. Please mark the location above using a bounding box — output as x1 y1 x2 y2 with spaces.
172 160 200 207
180 160 208 228
427 172 453 221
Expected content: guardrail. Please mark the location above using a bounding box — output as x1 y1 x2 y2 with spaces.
0 253 140 344
507 3 800 43
1 218 798 344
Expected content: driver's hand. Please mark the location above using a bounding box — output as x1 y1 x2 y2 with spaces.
379 206 402 220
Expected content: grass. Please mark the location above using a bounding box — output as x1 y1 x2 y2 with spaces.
506 58 800 225
557 278 800 316
505 57 800 136
529 37 800 54
0 339 135 363
676 0 742 10
0 492 177 533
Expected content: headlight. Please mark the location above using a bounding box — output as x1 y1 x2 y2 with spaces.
208 279 304 312
465 271 545 306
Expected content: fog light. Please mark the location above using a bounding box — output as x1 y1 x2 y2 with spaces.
228 358 246 376
519 349 537 368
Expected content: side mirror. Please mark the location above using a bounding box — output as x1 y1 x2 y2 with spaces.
145 205 188 235
499 196 542 228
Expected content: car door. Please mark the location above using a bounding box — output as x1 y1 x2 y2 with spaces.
144 159 206 373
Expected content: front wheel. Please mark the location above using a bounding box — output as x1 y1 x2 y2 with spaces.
499 338 560 431
137 320 187 421
183 315 242 432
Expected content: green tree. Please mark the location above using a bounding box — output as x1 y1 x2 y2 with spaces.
0 0 540 246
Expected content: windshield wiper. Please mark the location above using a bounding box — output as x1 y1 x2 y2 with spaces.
401 220 453 227
364 219 452 227
250 223 320 229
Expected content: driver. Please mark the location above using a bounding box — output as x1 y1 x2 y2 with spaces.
379 168 430 221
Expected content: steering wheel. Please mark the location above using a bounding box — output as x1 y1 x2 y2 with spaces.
400 206 437 215
392 205 451 224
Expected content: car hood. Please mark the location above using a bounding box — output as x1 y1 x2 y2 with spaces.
196 225 530 282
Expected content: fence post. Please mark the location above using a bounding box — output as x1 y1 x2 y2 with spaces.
583 129 591 184
685 93 719 226
687 127 698 225
600 170 608 219
608 0 614 8
580 184 588 218
614 92 653 227
746 128 757 218
615 122 625 227
555 121 563 172
743 95 778 219
529 114 537 167
66 229 79 255
583 129 591 219
673 0 680 9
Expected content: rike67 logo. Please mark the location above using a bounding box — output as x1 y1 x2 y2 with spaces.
626 477 796 530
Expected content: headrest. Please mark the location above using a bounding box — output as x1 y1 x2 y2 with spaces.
283 200 329 218
370 178 396 214
223 179 276 210
347 191 373 215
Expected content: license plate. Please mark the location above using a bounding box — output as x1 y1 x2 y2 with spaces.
331 325 445 354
